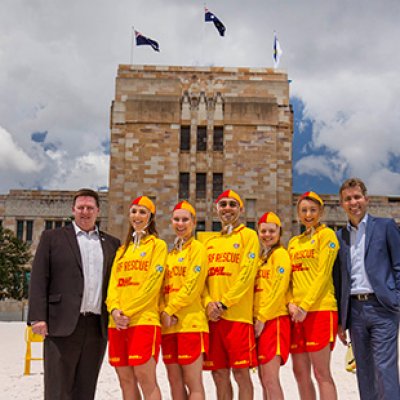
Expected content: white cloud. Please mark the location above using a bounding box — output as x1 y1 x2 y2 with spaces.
0 126 39 173
46 151 110 191
295 155 347 185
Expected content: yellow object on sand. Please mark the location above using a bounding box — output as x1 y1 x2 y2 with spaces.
345 343 356 373
24 326 44 375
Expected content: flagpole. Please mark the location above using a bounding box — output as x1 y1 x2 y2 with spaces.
202 2 206 65
130 26 135 65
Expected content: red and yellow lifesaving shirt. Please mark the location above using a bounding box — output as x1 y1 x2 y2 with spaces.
161 237 208 334
106 234 167 328
203 224 259 324
254 246 291 323
287 224 339 312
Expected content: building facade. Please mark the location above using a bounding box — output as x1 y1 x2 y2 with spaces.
107 65 293 244
0 190 109 254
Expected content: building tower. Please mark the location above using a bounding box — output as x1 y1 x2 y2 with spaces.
108 65 293 243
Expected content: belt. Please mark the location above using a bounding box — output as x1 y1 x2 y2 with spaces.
80 312 100 317
351 293 376 301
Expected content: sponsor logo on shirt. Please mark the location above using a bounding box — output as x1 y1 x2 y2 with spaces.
208 266 232 277
117 277 140 287
292 263 310 272
164 284 179 294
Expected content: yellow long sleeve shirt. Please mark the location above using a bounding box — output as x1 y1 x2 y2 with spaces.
254 246 291 323
106 235 167 328
203 224 259 324
161 238 208 334
287 224 339 312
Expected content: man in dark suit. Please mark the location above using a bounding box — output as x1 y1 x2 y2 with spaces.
334 178 400 400
28 188 120 400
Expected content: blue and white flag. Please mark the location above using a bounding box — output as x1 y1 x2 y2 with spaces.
205 8 226 37
273 31 283 68
135 30 160 52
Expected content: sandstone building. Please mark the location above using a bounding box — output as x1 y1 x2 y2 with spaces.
107 65 293 244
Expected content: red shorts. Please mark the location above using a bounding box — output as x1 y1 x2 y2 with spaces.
161 332 209 365
108 325 161 366
290 311 338 353
257 315 291 365
204 319 257 370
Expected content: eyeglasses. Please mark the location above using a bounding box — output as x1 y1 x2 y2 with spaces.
218 201 239 208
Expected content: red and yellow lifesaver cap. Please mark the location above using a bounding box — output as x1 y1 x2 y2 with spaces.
215 189 243 208
130 196 156 214
298 191 324 207
258 212 281 227
173 200 196 217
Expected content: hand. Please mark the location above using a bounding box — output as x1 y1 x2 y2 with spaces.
254 319 265 338
111 309 129 330
287 302 297 318
207 302 223 321
337 324 348 345
170 315 178 326
161 311 172 328
289 304 307 323
31 321 48 337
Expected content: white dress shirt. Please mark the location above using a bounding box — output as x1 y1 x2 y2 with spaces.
348 214 374 295
73 222 104 314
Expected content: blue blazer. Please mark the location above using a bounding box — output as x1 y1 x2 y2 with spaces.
334 215 400 329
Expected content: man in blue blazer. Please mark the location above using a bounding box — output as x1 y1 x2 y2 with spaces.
334 177 400 400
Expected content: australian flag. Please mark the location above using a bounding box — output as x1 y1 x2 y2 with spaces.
135 30 160 52
205 8 226 37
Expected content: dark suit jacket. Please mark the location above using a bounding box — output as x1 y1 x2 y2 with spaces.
28 224 120 337
334 215 400 330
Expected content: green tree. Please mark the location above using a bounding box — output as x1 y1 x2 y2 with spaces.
0 226 32 300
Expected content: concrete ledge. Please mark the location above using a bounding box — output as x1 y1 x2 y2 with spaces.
0 300 27 321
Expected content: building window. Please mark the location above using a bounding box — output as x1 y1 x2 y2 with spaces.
45 220 67 230
213 173 223 199
212 221 222 232
16 220 33 242
179 172 190 199
196 126 207 151
196 173 206 199
45 220 53 230
0 220 2 228
26 221 33 242
16 220 24 241
196 220 206 232
213 126 224 151
246 221 256 230
180 126 190 151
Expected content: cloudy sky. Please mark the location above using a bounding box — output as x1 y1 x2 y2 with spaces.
1 0 400 195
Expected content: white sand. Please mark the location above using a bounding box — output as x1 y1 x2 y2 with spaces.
1 321 362 399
